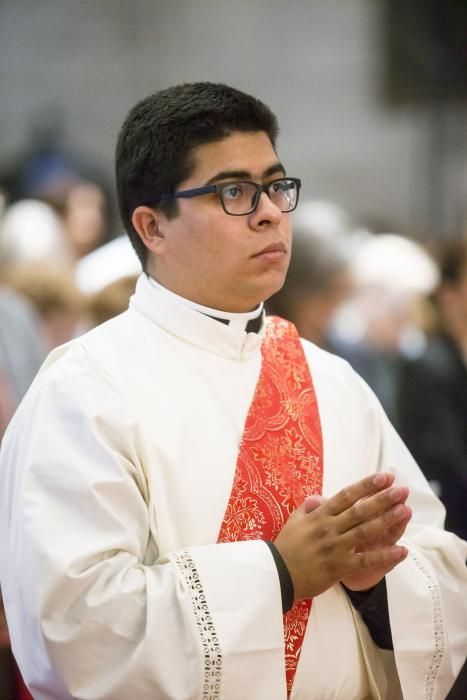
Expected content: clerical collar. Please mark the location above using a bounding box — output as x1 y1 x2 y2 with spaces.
147 276 264 333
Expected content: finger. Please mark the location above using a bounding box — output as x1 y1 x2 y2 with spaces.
355 514 412 552
341 504 412 550
324 472 395 517
343 558 405 591
304 495 327 513
336 485 410 533
360 485 409 509
354 504 412 551
348 544 408 576
373 508 412 547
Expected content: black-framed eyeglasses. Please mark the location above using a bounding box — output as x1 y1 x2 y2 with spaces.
148 177 301 216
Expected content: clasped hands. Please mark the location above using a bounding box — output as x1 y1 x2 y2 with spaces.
274 472 411 601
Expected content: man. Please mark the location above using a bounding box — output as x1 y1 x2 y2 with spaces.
398 239 467 541
0 83 465 700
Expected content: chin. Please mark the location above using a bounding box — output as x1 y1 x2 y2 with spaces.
262 272 288 303
236 270 288 309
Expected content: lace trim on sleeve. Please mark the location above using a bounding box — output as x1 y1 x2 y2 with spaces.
175 549 222 699
412 552 445 700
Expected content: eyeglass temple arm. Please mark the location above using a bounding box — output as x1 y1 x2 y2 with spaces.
170 185 217 200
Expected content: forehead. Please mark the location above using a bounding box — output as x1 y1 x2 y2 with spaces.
185 131 281 184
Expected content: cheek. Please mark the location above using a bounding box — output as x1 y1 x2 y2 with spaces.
206 230 224 257
207 227 245 265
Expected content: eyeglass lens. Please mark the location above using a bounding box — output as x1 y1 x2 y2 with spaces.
220 179 298 215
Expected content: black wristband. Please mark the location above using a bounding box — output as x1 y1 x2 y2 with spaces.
266 541 294 613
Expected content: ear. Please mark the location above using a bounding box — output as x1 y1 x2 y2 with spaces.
131 206 167 256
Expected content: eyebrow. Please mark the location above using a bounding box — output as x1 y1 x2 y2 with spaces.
206 162 286 185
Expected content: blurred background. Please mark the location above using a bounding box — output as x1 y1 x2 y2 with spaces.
1 0 466 238
0 1 466 697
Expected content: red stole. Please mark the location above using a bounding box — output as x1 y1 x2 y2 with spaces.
217 316 323 696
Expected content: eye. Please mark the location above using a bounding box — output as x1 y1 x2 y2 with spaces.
222 183 245 200
270 179 288 194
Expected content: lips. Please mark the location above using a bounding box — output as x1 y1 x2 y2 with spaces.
253 242 287 257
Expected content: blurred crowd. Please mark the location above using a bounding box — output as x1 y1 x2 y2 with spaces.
0 139 466 698
267 201 467 545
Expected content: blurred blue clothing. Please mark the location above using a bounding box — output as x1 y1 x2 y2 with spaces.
0 288 44 407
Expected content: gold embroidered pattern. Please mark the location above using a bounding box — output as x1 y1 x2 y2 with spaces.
218 317 323 696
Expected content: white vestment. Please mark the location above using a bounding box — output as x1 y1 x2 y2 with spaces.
0 274 466 700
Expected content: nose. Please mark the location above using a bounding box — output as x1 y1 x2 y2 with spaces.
248 191 283 229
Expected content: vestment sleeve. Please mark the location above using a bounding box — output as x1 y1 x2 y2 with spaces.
343 579 393 650
266 541 295 613
0 355 287 700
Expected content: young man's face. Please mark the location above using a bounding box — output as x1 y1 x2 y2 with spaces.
148 131 293 311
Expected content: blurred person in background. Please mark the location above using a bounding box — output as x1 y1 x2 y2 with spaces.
0 198 71 267
0 110 115 259
0 197 43 700
0 197 52 422
63 180 108 259
329 233 439 426
398 238 467 541
266 200 355 347
0 198 83 350
0 286 44 428
25 170 109 261
84 275 138 328
75 233 141 329
267 210 439 428
2 263 85 351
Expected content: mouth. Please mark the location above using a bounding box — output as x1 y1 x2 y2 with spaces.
253 242 288 260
